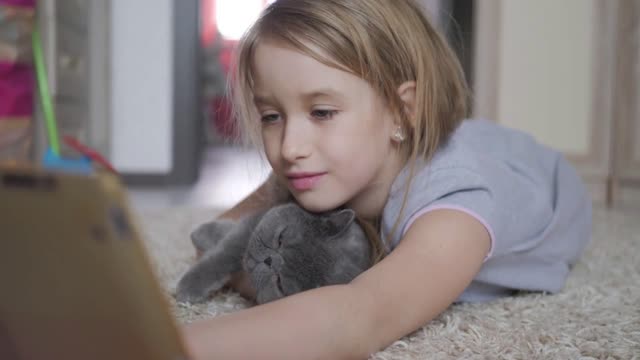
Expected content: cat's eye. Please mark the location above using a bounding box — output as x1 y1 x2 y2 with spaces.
277 228 285 247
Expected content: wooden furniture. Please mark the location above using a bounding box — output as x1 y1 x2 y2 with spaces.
473 0 640 209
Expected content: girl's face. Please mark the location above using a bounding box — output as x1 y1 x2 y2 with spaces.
252 40 404 217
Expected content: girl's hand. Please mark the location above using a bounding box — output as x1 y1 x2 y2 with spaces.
181 322 209 360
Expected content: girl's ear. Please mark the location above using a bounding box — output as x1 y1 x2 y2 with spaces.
397 81 417 125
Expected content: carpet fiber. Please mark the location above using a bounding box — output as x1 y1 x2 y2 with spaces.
137 206 640 359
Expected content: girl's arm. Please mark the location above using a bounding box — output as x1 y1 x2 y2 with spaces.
349 208 491 349
182 209 491 360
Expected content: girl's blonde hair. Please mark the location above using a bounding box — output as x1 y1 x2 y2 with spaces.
231 0 469 264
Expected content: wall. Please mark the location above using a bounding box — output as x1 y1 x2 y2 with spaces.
472 0 622 205
110 0 174 173
495 0 596 156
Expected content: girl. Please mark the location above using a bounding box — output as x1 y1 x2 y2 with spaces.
183 0 592 359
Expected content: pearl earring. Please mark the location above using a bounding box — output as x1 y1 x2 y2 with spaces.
393 126 406 142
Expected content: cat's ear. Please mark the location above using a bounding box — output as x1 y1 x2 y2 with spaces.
326 209 356 234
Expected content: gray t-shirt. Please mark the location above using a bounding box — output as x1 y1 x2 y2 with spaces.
381 119 592 302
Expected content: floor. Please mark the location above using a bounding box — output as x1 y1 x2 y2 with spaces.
127 145 271 211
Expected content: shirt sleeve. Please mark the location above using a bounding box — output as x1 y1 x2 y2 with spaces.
386 166 499 261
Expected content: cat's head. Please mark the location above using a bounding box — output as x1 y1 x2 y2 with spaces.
243 203 371 304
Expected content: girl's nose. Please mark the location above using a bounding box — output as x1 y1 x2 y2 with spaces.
281 121 311 162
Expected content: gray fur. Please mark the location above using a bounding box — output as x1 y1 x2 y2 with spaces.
175 203 372 304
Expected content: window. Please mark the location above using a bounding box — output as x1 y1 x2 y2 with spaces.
202 0 275 44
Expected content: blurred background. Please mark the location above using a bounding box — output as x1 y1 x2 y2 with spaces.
1 0 638 211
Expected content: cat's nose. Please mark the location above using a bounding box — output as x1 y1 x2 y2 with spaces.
263 257 272 266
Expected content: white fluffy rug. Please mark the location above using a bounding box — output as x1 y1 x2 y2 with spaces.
136 206 640 359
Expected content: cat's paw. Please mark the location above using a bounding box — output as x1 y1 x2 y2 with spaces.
174 271 230 304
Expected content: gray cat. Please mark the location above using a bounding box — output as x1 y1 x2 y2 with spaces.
175 203 372 305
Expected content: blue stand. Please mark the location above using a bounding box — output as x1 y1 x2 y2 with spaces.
42 149 94 174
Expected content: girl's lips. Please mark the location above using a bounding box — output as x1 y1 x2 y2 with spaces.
287 173 326 191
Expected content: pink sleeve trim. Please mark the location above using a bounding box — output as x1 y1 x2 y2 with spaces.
402 205 495 261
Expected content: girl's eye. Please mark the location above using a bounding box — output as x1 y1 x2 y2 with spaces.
311 109 337 120
261 113 280 123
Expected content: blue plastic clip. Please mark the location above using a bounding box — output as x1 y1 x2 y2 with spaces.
42 148 94 174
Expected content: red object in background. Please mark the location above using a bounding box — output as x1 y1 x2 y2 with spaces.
200 0 272 140
0 62 33 118
209 96 237 138
200 0 217 47
0 0 35 7
62 136 118 174
0 0 36 119
201 0 236 140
